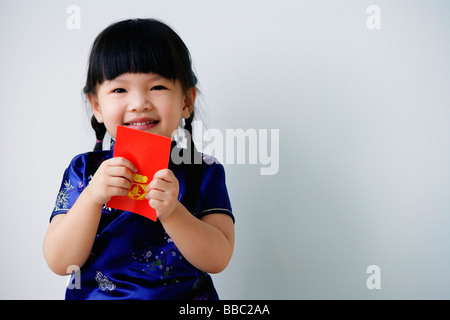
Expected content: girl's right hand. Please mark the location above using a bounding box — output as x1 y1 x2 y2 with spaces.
85 157 137 205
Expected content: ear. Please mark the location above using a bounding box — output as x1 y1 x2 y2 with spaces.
182 87 197 119
88 94 104 123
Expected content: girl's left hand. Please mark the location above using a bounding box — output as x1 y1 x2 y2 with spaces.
145 169 180 220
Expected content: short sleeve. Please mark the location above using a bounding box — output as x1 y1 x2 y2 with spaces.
197 160 234 223
50 153 97 222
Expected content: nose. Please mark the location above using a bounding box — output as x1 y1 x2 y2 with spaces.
128 92 152 112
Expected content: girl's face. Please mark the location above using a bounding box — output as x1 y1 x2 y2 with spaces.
89 72 195 139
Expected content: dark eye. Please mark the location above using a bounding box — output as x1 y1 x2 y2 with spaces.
151 85 166 91
113 88 126 93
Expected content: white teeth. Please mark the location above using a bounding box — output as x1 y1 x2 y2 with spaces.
128 121 156 126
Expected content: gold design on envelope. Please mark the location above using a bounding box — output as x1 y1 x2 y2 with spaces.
128 174 148 200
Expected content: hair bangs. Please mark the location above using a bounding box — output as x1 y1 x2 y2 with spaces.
85 19 180 94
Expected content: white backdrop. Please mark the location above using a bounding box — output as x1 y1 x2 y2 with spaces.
1 0 450 299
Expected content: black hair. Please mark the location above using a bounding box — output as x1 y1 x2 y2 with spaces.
83 18 197 150
84 18 201 213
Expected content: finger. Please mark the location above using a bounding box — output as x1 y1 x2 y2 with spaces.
106 176 132 190
108 157 137 173
146 178 171 192
107 186 130 197
153 169 175 182
148 198 163 209
146 189 165 201
107 165 134 182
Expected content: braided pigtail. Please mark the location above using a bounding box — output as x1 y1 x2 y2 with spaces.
182 112 203 214
91 115 107 151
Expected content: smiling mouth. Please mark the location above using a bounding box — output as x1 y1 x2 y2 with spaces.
125 120 159 126
124 119 159 131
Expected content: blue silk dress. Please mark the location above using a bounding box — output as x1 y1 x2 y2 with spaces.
50 142 233 300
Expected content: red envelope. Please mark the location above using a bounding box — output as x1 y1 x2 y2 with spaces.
106 125 172 221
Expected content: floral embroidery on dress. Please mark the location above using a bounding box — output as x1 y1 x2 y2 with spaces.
54 180 74 211
132 235 182 285
95 271 116 292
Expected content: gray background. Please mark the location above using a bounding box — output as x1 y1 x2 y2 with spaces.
1 0 449 299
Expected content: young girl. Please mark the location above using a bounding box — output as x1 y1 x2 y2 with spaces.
43 18 234 300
